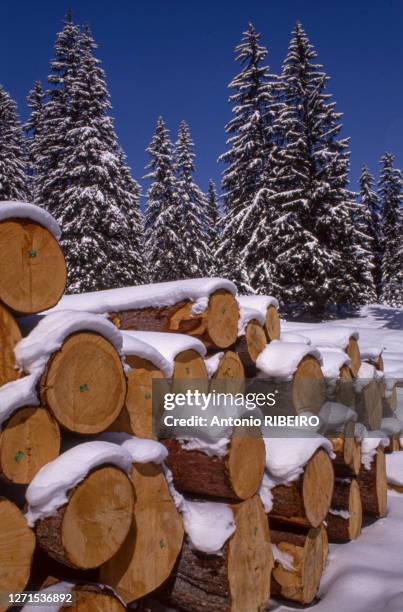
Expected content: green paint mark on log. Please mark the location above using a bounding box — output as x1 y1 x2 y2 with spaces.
28 250 37 258
15 451 24 463
80 384 89 393
159 538 166 549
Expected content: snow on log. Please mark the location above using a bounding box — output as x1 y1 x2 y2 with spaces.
163 435 266 502
15 312 127 434
159 495 273 612
0 498 35 611
237 294 280 341
46 278 239 350
26 442 134 569
358 446 387 518
236 308 267 375
271 523 328 604
386 451 403 492
326 478 362 542
100 441 184 603
207 350 245 395
319 403 361 477
0 201 66 314
0 302 22 386
257 341 326 414
21 580 126 612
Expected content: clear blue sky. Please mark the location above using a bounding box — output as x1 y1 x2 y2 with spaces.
2 0 403 198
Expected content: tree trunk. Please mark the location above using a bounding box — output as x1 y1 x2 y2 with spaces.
0 407 60 484
235 319 267 376
358 447 387 518
100 462 184 603
345 337 361 377
0 302 22 386
39 332 127 434
265 305 281 342
0 218 66 315
0 498 36 612
270 449 334 528
271 523 327 605
35 466 134 569
162 435 265 502
110 289 239 350
210 350 245 395
159 496 273 612
326 478 362 542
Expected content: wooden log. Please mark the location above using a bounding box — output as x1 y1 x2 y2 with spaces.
382 383 398 414
39 332 127 434
346 337 361 377
0 218 66 315
356 380 383 430
0 498 36 612
160 496 273 612
265 305 281 341
171 349 209 395
326 478 362 542
235 318 267 375
35 466 134 569
330 421 361 477
335 365 356 408
270 449 334 528
0 302 22 386
384 437 400 454
163 435 265 502
292 355 326 414
358 447 387 518
271 523 327 604
111 289 239 350
210 350 245 395
0 406 60 484
40 578 126 611
100 461 184 603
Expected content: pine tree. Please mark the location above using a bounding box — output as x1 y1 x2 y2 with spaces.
0 85 30 201
205 179 222 275
174 120 208 277
218 23 274 291
25 81 44 198
358 166 382 299
272 22 360 311
144 117 183 282
378 153 403 306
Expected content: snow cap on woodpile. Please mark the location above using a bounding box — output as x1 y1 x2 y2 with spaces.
354 362 383 392
15 310 124 376
43 277 237 315
354 424 389 470
99 432 168 464
380 417 402 437
386 452 403 488
25 441 133 526
319 401 357 430
0 374 40 429
318 347 351 378
256 340 322 380
121 330 206 378
237 294 279 316
204 352 225 378
290 326 359 349
359 344 383 361
280 331 311 344
237 306 266 336
0 200 61 240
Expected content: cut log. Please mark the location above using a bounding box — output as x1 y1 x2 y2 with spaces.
330 421 361 477
210 350 245 395
265 305 281 341
171 349 209 395
326 478 362 542
160 496 273 612
0 218 66 315
358 447 387 518
345 337 361 377
40 578 126 612
111 289 239 350
236 318 267 375
270 449 334 528
382 383 397 414
39 332 127 434
0 302 21 386
356 380 383 430
0 406 60 484
335 365 356 408
384 437 400 454
100 461 184 603
0 498 36 612
163 434 265 502
292 355 326 414
271 523 327 605
35 466 134 569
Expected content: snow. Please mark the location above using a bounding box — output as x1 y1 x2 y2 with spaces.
99 432 168 464
178 437 230 459
44 277 236 315
121 330 206 379
25 441 133 526
204 352 224 378
318 347 351 379
359 344 383 361
0 374 40 429
256 340 322 380
164 467 235 555
319 402 357 431
328 508 350 519
272 543 295 572
237 306 265 335
15 310 123 377
280 331 311 344
0 200 61 240
354 362 383 392
386 452 403 487
381 417 402 436
359 433 389 470
236 294 279 316
21 582 73 612
282 324 359 349
263 436 334 483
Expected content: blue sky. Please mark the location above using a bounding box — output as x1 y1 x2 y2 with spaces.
2 0 403 197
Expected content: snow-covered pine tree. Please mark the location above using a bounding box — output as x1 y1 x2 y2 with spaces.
56 25 144 292
217 23 274 291
378 153 403 307
25 81 44 199
0 85 30 201
144 117 184 282
205 179 222 275
174 120 208 277
272 22 360 312
358 165 382 299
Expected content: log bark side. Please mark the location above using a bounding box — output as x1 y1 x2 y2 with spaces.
0 302 21 386
235 319 267 376
358 448 387 518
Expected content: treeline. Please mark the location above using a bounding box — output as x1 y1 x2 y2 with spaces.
0 14 402 310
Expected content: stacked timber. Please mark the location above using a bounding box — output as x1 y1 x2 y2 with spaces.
235 306 267 375
326 478 362 542
21 580 126 612
236 294 280 342
358 439 388 519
